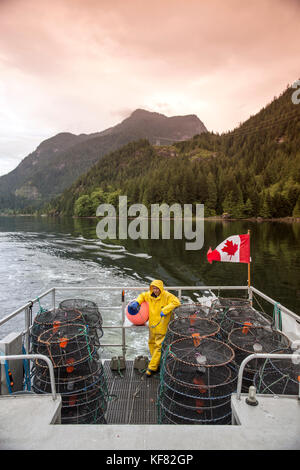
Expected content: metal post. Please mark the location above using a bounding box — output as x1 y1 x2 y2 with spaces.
248 286 253 306
247 229 251 288
0 354 57 400
121 290 126 358
52 288 56 311
24 306 30 355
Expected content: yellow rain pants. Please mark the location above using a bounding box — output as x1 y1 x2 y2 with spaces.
136 280 181 371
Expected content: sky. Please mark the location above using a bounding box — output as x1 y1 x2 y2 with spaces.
0 0 299 176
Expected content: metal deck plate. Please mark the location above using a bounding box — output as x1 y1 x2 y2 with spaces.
104 360 160 424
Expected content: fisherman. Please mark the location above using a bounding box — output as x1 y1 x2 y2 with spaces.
128 280 181 376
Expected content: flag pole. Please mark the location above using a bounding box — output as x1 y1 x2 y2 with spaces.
247 229 251 288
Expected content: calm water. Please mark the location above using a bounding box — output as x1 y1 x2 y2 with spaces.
0 216 299 356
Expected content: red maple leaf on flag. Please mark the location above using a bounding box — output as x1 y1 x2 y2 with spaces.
221 240 238 259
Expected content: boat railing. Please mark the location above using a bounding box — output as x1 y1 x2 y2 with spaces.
0 285 299 358
0 354 57 400
236 353 300 400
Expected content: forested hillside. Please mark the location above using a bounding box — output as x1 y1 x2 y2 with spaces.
0 110 205 212
45 84 300 219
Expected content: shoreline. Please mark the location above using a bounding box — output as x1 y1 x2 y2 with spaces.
1 213 300 223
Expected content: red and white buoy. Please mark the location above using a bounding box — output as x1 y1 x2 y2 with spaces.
126 301 149 325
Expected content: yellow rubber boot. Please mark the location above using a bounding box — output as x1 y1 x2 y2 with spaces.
148 332 165 372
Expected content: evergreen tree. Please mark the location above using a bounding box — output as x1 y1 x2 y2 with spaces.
292 195 300 217
74 195 94 217
259 193 272 218
206 172 217 214
90 188 107 214
244 198 254 217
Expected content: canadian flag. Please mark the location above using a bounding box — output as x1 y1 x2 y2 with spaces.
207 234 251 264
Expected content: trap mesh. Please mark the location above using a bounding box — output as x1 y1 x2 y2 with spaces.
59 298 103 348
173 303 216 320
254 354 300 396
158 337 237 425
32 358 108 424
210 298 269 342
31 321 108 424
30 308 85 353
162 317 220 356
228 326 291 391
59 298 103 328
37 323 96 368
210 297 251 320
213 297 251 308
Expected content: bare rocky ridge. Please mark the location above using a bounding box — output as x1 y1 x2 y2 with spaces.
0 110 206 210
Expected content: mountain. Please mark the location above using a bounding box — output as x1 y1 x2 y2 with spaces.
48 83 300 219
0 110 207 212
110 109 206 142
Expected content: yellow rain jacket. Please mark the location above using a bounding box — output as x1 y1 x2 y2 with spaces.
136 280 181 371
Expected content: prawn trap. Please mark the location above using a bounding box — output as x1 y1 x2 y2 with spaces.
32 323 108 424
37 323 96 367
30 308 85 353
173 303 215 320
158 337 237 425
59 298 103 348
228 326 291 392
162 317 220 357
211 300 269 342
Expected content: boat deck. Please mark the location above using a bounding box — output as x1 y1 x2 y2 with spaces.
1 360 299 450
1 285 299 449
104 360 160 424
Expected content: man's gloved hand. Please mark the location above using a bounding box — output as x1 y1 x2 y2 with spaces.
128 301 140 315
160 311 166 318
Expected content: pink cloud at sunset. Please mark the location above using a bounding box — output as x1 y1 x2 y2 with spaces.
0 0 299 175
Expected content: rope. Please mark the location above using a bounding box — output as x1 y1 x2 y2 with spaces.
0 351 13 394
273 303 282 331
116 357 124 378
36 297 47 314
78 326 93 362
260 373 290 394
22 345 31 391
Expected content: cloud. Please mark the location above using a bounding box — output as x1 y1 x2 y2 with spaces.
0 0 299 174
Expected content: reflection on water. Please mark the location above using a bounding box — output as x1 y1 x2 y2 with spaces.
0 216 299 355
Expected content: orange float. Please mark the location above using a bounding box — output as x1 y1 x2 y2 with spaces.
193 375 207 414
66 358 75 373
59 337 69 349
126 301 149 325
242 321 253 334
53 320 61 333
192 333 201 347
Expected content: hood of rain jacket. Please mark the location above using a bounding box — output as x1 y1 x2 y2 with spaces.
136 279 181 334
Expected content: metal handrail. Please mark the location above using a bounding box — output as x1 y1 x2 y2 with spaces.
0 285 250 329
236 353 299 400
0 354 57 401
251 287 300 320
0 287 55 328
0 285 298 358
